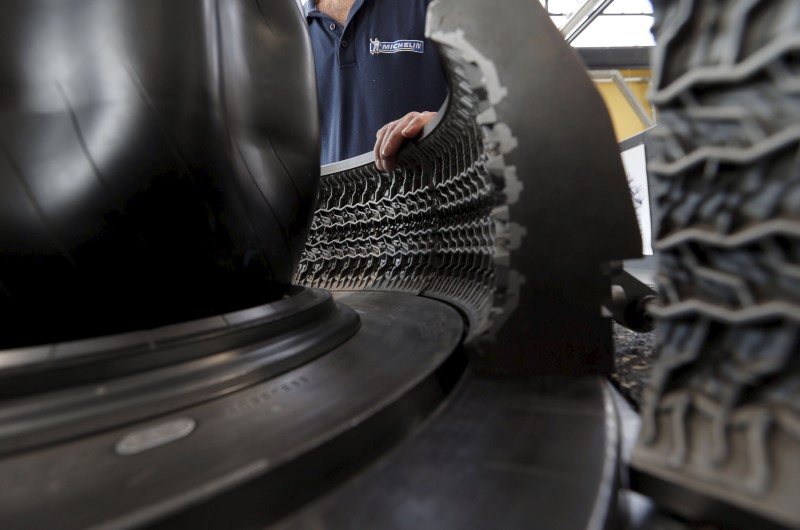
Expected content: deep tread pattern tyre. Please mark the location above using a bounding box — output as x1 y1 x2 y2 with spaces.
633 1 800 528
295 58 512 340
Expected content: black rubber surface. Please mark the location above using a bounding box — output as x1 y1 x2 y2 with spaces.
0 292 465 530
271 374 621 530
429 0 642 375
0 288 360 455
0 0 319 348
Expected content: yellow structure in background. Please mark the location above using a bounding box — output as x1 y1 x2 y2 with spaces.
593 69 653 142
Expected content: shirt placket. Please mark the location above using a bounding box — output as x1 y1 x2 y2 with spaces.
307 0 366 67
334 20 355 66
339 0 366 66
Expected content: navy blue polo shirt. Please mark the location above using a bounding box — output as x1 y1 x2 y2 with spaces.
305 0 448 164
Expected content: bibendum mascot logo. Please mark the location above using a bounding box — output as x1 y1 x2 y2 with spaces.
370 37 425 55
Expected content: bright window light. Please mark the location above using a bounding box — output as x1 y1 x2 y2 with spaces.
570 15 655 47
543 0 655 47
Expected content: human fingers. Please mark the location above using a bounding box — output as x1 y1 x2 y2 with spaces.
378 113 418 172
400 111 437 139
373 121 396 172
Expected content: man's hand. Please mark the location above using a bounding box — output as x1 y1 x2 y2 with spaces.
373 111 437 172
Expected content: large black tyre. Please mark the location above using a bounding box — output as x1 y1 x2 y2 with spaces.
632 1 800 528
0 0 319 348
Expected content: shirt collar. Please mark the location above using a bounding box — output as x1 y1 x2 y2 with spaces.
304 0 367 21
303 0 318 17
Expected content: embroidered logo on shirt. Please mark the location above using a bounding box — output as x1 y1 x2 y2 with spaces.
369 38 424 55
